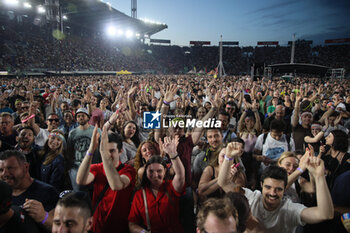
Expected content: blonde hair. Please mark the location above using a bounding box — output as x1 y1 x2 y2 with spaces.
277 151 298 166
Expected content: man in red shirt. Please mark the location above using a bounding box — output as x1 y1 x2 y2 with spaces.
76 125 136 233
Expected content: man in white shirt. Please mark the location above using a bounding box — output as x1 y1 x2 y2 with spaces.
254 119 295 170
218 142 334 233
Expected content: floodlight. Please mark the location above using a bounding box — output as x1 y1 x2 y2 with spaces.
106 26 116 36
4 0 19 6
117 29 124 36
125 30 133 38
135 33 140 37
23 2 32 8
37 5 46 14
62 15 68 20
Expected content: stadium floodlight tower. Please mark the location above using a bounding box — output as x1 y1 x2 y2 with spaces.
290 33 296 64
131 0 137 18
217 35 226 77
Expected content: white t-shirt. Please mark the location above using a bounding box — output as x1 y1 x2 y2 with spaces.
243 187 306 233
255 133 295 160
35 128 49 147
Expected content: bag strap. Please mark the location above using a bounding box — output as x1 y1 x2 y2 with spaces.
92 163 125 215
142 188 151 231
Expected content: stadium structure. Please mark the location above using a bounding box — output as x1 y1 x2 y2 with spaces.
0 0 349 78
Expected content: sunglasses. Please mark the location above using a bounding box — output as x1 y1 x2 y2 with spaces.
48 119 60 122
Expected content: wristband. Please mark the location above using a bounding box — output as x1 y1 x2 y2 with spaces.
108 120 113 125
297 167 304 173
170 154 179 160
163 100 170 106
86 152 93 156
224 154 234 161
41 211 49 224
21 114 35 123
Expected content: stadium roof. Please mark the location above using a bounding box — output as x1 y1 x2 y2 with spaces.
268 63 331 76
29 0 168 36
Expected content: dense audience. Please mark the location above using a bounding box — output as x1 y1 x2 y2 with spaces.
1 22 350 75
1 74 350 233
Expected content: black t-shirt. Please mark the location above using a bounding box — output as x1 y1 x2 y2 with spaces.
0 130 17 152
13 179 59 212
0 205 40 233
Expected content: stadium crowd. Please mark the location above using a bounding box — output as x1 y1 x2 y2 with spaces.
0 74 350 233
1 22 350 75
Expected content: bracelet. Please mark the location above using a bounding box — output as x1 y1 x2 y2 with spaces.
86 151 93 156
108 120 113 125
21 114 35 123
224 154 234 161
41 211 49 224
163 100 170 106
170 154 179 160
297 167 304 173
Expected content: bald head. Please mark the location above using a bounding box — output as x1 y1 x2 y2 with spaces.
275 105 285 120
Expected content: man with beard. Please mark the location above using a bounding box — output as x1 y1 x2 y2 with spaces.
0 150 58 232
67 108 99 191
192 128 224 184
14 127 41 179
219 142 334 233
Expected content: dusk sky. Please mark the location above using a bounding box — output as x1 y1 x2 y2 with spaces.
109 0 350 46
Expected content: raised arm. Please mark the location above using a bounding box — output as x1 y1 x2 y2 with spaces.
154 84 178 143
291 94 302 128
100 127 131 190
304 131 324 144
161 136 185 193
191 91 221 145
217 142 241 193
76 125 99 185
127 86 138 120
237 110 247 133
300 157 334 224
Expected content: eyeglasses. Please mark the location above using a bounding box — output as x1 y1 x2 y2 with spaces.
48 119 60 122
22 106 29 110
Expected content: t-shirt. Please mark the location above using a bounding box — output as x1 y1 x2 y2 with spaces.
67 125 98 167
292 123 312 152
12 179 58 212
0 205 40 233
34 128 49 147
90 162 136 233
177 135 194 187
255 133 295 161
120 141 137 164
128 181 185 233
243 187 306 233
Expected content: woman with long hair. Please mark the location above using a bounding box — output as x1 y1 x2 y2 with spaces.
321 129 350 189
38 129 65 191
120 121 140 165
133 140 160 183
128 137 185 233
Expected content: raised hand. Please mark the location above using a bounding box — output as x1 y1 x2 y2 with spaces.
306 156 325 178
226 142 243 159
161 136 178 158
88 124 100 153
164 84 178 103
